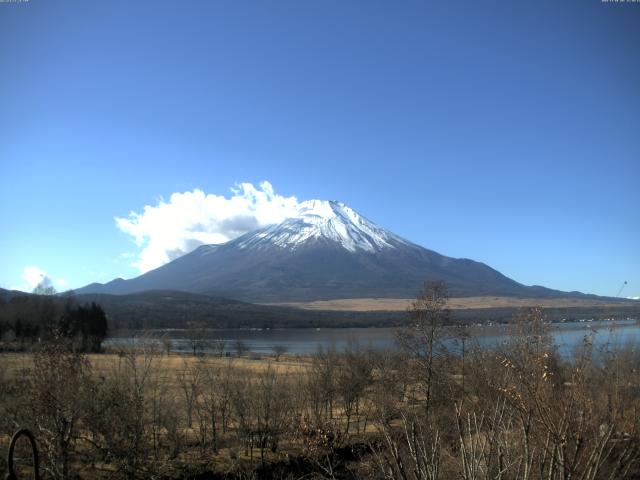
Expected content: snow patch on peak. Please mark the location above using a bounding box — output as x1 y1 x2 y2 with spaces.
236 199 408 253
298 199 338 218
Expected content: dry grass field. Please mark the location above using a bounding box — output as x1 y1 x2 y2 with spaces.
269 296 637 311
0 351 311 378
2 320 640 480
0 350 324 478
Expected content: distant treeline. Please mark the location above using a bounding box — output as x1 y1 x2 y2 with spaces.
67 290 408 329
1 288 638 335
0 293 108 352
65 291 640 330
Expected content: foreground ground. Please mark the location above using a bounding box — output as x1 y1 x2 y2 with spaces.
2 308 640 479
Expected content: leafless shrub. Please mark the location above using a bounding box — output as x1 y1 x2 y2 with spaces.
229 364 293 464
273 344 288 361
336 341 373 435
306 346 338 424
178 358 202 428
374 412 441 480
299 417 346 479
85 349 156 479
27 339 93 480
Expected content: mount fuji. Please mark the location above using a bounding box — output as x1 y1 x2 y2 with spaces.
76 200 581 302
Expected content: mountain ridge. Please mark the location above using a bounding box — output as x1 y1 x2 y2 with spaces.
76 200 599 302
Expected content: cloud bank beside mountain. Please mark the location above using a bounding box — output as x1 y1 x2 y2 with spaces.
115 182 300 273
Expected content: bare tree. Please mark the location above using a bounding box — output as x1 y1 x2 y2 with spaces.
373 282 449 480
397 280 450 418
186 323 205 356
177 359 201 428
251 365 293 462
194 359 223 452
29 339 92 480
211 337 226 357
160 336 172 356
85 347 156 479
306 346 338 423
336 342 373 434
272 344 287 361
234 339 249 357
374 412 441 480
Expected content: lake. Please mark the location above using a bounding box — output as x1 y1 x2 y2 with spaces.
105 318 640 357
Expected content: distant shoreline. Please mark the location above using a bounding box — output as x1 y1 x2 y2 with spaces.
106 318 639 339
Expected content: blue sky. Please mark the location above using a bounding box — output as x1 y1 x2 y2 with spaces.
1 0 638 297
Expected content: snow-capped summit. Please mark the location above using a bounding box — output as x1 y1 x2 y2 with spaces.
236 199 408 253
76 198 576 302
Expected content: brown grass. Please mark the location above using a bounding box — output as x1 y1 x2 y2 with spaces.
266 296 636 311
0 351 312 378
0 351 317 474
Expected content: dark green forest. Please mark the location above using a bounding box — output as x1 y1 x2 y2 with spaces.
0 292 108 352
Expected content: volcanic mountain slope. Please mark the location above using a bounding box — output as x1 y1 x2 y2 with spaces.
77 200 588 302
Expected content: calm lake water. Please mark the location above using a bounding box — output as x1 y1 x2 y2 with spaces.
105 319 640 357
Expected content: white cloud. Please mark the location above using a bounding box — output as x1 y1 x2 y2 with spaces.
22 266 50 291
115 181 300 273
14 266 67 293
